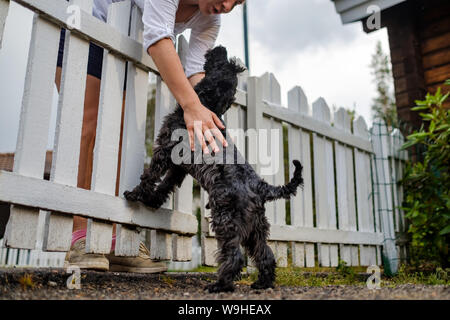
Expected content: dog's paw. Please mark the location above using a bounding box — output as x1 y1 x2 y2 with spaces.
250 281 274 290
145 202 163 210
124 190 138 201
205 282 235 293
141 196 166 209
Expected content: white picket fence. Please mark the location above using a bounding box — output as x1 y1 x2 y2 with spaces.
0 0 408 271
200 73 408 271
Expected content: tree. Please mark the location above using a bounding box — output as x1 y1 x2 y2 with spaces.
370 41 398 132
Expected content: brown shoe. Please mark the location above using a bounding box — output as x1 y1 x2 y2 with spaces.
63 239 109 271
106 242 168 273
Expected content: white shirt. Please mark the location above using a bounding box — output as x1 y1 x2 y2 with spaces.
92 0 221 78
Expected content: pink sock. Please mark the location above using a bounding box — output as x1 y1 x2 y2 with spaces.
71 229 87 246
71 229 117 251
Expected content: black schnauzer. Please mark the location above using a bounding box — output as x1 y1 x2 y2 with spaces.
124 46 304 293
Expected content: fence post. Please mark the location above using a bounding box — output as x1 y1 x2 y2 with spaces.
0 0 8 49
370 118 398 275
389 128 408 262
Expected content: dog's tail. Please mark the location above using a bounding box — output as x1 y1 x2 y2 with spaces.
260 160 304 202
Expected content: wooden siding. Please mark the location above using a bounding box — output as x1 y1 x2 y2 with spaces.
419 4 450 109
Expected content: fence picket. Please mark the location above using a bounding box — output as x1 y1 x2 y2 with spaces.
260 73 287 265
153 78 175 211
150 230 172 260
4 12 61 250
172 234 192 261
334 107 357 265
287 86 314 267
291 242 305 267
42 0 93 253
354 116 377 265
86 1 131 253
247 76 263 172
172 35 194 261
259 73 283 227
312 98 337 267
115 4 149 257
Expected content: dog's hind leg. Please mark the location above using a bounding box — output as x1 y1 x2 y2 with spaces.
243 209 276 290
206 210 245 293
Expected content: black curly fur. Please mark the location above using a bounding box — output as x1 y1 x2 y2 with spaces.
124 46 304 293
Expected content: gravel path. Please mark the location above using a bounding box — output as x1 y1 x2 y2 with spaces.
0 268 448 300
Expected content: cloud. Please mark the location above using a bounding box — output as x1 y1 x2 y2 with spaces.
247 0 360 59
219 0 391 126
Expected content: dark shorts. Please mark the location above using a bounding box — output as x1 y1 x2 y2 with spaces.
57 28 104 80
57 0 128 87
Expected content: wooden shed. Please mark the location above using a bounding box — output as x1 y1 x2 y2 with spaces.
331 0 450 136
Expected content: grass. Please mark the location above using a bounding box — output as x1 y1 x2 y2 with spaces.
239 265 367 287
18 274 35 290
169 262 450 287
382 265 449 287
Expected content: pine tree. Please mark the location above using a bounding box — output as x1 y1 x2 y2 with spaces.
370 41 398 132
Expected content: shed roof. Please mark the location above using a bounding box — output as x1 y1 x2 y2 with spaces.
331 0 407 23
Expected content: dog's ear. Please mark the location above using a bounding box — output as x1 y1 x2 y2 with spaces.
204 46 229 73
230 58 247 75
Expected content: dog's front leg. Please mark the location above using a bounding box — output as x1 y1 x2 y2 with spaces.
124 148 170 204
141 166 187 209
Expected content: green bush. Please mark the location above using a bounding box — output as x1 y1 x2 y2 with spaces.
400 80 450 268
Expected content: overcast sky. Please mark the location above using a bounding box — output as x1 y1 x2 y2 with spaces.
0 0 391 153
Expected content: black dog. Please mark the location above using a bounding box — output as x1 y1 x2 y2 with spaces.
124 46 304 293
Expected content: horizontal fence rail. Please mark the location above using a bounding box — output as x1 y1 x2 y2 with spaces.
0 0 407 271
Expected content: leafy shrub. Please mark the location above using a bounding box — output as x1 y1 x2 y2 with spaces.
400 80 450 268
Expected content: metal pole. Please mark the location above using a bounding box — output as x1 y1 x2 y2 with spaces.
243 2 250 71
